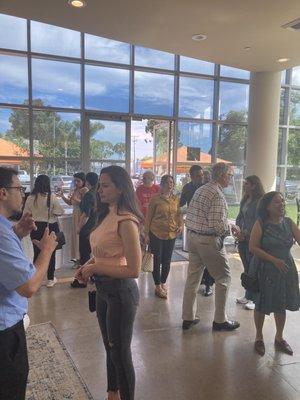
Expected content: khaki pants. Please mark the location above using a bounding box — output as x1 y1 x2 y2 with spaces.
182 231 231 324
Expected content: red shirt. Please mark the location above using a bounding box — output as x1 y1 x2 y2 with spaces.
136 184 160 218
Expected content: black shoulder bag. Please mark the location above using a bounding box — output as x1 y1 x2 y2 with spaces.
47 194 66 250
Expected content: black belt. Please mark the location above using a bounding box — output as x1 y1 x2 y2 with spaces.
0 319 23 335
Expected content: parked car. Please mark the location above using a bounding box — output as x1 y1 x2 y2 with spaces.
284 180 298 200
18 169 31 193
276 177 299 200
50 175 73 193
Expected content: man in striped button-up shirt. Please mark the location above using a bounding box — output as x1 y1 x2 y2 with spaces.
182 162 241 331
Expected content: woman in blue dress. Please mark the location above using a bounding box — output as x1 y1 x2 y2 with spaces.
249 191 300 356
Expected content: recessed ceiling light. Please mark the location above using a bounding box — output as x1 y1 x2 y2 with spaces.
68 0 86 8
243 46 251 51
277 57 290 63
192 34 207 41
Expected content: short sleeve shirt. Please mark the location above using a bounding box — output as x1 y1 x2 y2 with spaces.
0 215 36 330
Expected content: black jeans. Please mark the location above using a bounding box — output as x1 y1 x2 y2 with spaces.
0 320 28 400
149 231 176 285
31 221 59 280
96 278 139 400
79 231 91 265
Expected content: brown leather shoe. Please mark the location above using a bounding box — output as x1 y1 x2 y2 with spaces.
254 340 265 356
274 339 293 355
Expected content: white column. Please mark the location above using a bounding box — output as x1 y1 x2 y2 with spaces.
245 71 281 191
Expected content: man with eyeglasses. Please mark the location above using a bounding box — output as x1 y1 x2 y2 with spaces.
0 167 58 399
182 162 241 331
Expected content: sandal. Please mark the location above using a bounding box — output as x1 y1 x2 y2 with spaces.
274 339 293 355
155 287 167 299
254 340 265 356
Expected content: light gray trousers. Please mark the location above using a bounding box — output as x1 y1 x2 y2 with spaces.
182 230 231 323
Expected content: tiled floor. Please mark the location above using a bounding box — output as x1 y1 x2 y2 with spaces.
28 249 300 400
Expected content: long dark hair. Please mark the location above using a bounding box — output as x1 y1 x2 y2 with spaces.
97 166 143 224
257 191 283 223
241 175 265 204
32 174 51 207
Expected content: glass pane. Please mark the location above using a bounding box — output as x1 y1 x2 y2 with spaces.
217 124 247 165
85 65 129 112
0 54 28 104
131 120 153 177
290 89 300 126
180 56 214 75
135 46 174 70
179 76 214 119
279 88 286 125
0 157 31 191
224 166 244 206
219 81 249 122
33 159 82 182
32 58 80 108
281 70 287 85
285 166 300 204
85 34 130 64
89 119 126 161
31 21 80 58
176 122 212 192
131 119 172 180
134 71 174 116
287 129 300 167
220 65 250 79
90 161 125 174
277 128 283 165
0 13 27 51
0 107 29 157
292 66 300 86
32 111 81 159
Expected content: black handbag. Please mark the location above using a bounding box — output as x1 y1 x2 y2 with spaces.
240 272 259 293
47 193 65 250
88 290 96 312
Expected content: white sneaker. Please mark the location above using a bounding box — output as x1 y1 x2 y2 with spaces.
236 296 248 304
46 277 57 288
245 301 255 310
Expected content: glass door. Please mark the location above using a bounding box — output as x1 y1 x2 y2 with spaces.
131 119 174 184
84 116 130 174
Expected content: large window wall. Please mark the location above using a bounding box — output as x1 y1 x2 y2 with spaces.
1 12 250 204
278 69 300 202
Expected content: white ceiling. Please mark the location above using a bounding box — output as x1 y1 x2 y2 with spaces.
1 0 300 72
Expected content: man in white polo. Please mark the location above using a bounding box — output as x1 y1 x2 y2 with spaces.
182 162 240 331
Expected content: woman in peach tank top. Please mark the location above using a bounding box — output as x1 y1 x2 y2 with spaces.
75 166 142 400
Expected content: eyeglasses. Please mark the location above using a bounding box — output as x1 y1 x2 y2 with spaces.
3 186 26 194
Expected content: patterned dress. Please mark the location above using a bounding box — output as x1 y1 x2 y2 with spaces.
255 217 300 315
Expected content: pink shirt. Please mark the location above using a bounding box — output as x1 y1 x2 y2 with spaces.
89 206 139 266
136 184 160 218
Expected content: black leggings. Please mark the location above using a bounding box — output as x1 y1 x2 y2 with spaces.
96 278 139 400
149 231 176 285
30 221 59 280
79 231 91 265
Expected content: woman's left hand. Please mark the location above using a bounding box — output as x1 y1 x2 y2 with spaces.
176 226 183 235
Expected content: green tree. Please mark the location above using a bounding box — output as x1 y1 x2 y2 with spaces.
113 142 126 159
145 120 169 156
217 111 247 164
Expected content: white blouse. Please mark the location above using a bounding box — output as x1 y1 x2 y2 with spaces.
23 193 64 223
